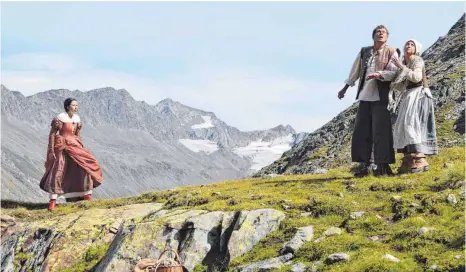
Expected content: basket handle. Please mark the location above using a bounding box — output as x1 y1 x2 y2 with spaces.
155 248 183 272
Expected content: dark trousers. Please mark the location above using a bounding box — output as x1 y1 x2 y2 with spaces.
351 101 395 164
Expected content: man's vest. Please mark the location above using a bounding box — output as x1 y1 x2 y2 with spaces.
356 45 397 103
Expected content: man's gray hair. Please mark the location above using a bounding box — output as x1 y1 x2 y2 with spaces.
372 25 389 38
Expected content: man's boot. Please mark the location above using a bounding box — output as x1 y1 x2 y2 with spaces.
354 162 371 177
374 163 394 177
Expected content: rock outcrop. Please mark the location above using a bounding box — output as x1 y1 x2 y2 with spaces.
1 206 285 272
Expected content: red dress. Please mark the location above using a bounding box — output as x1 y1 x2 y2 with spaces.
40 113 103 199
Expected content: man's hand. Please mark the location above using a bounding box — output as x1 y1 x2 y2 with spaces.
366 72 382 80
338 88 347 99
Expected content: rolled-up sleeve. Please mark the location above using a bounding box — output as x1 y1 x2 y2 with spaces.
344 52 361 87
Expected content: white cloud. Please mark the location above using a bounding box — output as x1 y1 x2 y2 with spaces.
1 52 352 133
2 53 92 73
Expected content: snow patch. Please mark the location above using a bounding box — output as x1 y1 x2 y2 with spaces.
179 139 218 154
234 134 294 171
191 116 215 129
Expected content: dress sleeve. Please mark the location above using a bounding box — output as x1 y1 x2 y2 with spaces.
44 118 61 168
48 119 61 152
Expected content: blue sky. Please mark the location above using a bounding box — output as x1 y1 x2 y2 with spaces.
2 1 464 132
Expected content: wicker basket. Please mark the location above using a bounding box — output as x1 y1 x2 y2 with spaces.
151 249 183 272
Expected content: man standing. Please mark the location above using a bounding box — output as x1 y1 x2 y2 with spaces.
338 25 399 177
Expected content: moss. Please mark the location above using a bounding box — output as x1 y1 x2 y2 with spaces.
344 214 388 235
309 145 329 159
193 264 208 272
61 243 110 272
446 64 466 81
13 252 34 268
369 180 417 192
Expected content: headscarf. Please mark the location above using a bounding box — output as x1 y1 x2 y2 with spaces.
407 39 423 56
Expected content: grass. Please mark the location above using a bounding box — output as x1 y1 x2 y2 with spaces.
2 147 464 272
435 102 464 147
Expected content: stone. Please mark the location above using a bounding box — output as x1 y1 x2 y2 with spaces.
419 227 434 235
323 227 342 236
326 253 350 264
228 209 286 260
279 226 314 254
290 262 306 272
447 194 457 205
383 254 400 263
350 211 366 219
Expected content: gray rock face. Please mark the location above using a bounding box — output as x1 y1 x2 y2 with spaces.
254 14 465 177
279 226 314 254
106 208 285 271
2 208 285 272
1 228 58 272
228 209 286 260
1 232 18 272
232 253 293 272
1 86 307 202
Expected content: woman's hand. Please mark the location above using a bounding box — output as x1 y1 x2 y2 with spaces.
49 152 56 161
391 55 403 69
366 72 382 80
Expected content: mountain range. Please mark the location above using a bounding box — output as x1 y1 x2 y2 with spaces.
1 86 307 202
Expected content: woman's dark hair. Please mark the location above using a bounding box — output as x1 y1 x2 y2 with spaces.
64 98 77 112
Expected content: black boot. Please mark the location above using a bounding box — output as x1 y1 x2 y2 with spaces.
374 163 394 177
354 162 371 178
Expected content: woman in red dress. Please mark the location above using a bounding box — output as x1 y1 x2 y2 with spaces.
40 98 103 211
